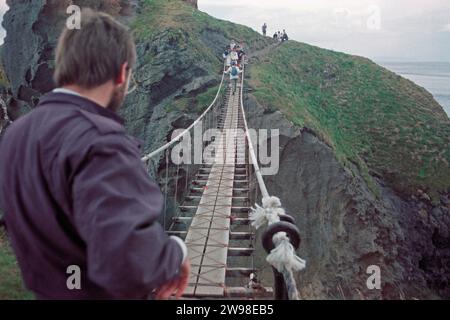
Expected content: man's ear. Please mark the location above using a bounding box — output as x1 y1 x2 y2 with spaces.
116 62 129 86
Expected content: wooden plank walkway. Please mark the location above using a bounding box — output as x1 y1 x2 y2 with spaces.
184 86 241 297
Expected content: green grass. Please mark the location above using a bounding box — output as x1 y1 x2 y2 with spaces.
132 0 450 197
131 0 270 76
0 63 9 88
132 0 268 47
0 229 34 300
250 42 450 197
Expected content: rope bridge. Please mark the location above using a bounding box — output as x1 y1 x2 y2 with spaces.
141 59 305 300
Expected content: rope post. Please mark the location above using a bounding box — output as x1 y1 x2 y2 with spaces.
261 217 302 300
272 268 288 300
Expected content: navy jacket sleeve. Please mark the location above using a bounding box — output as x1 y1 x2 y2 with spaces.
71 132 183 298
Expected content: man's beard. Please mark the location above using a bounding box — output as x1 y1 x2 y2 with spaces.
107 85 126 113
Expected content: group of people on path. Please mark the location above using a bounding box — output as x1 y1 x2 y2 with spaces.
222 40 245 95
262 23 289 42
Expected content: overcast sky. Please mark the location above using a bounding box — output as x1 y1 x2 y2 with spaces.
199 0 450 62
0 1 449 62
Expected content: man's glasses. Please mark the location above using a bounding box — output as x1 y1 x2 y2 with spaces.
126 73 138 95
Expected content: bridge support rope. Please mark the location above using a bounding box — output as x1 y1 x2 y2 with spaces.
238 64 306 300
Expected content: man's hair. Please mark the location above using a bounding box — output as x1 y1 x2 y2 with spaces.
54 9 137 88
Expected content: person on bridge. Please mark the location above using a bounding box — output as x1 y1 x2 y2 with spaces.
223 45 232 70
234 45 245 66
0 9 190 300
224 61 243 95
230 47 239 64
262 23 267 36
230 39 236 50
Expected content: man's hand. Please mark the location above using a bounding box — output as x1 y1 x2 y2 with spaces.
155 259 191 300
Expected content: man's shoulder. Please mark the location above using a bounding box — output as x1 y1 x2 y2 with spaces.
76 108 125 136
35 92 126 136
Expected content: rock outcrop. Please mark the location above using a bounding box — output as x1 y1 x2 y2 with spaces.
245 92 450 299
1 0 137 118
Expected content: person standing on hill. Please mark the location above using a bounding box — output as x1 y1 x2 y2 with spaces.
262 23 267 36
282 29 289 42
224 61 243 95
0 9 190 300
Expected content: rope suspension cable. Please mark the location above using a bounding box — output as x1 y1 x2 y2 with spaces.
238 63 306 300
141 70 226 163
163 148 169 230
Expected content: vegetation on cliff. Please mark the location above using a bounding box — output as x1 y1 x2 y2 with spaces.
0 229 33 299
130 0 450 200
249 42 450 198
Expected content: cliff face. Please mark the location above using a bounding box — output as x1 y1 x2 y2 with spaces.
245 93 450 299
1 0 137 119
1 0 449 299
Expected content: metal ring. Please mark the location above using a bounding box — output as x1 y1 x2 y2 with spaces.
262 221 301 253
278 214 296 225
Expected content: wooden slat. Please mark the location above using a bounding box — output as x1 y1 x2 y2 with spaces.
184 88 243 297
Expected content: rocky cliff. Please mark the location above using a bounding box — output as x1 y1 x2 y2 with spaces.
1 0 449 299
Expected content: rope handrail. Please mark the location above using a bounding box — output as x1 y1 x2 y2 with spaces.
141 70 226 162
238 64 269 199
238 62 306 300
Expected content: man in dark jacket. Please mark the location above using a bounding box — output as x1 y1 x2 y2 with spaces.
0 9 190 300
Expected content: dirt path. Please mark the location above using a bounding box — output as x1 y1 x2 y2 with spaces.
247 41 282 63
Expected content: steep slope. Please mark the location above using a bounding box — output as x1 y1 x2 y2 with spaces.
246 44 450 299
0 0 449 300
249 42 450 198
123 0 271 155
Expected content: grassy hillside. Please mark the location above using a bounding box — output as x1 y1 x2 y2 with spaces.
0 229 33 300
131 0 270 112
0 63 9 89
249 42 450 198
132 0 266 50
131 0 450 199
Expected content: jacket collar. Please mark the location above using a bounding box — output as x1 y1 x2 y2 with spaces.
37 92 125 126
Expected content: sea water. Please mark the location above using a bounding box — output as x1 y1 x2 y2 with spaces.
379 61 450 118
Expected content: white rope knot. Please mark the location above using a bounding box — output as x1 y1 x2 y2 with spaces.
250 196 306 300
267 233 306 273
250 196 285 229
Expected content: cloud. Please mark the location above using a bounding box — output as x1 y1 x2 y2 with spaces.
443 23 450 32
198 0 450 61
